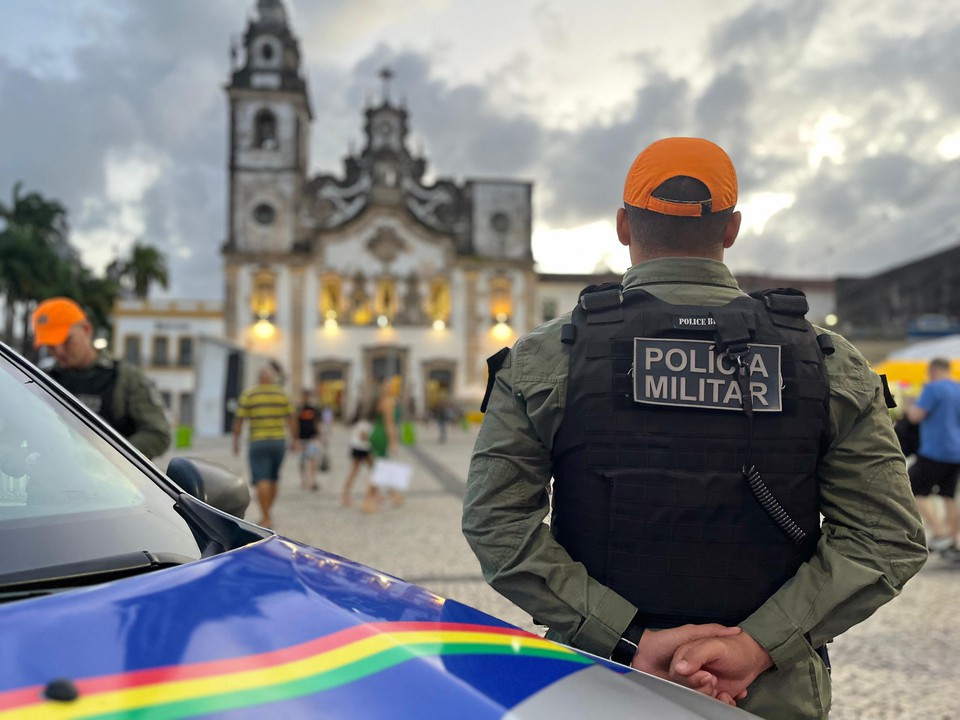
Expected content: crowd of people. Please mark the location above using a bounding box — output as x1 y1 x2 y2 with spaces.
229 368 436 525
25 297 446 529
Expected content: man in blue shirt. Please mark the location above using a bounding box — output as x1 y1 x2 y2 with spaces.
907 357 960 555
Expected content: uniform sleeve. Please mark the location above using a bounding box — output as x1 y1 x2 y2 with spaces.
120 365 172 460
462 328 637 658
740 333 927 669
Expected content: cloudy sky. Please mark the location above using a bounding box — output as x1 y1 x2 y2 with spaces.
1 0 959 299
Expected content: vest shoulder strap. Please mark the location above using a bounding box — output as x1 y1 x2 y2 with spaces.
748 288 811 331
749 287 809 315
578 281 623 304
577 283 624 324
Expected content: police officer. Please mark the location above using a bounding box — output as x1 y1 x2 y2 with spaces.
462 138 927 719
32 297 171 459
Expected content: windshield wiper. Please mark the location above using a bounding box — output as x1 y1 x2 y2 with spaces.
0 550 194 600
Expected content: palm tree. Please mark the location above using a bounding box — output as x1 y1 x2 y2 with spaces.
0 184 72 354
121 242 169 300
75 271 120 339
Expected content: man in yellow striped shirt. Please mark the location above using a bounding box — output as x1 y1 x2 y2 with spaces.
232 363 299 528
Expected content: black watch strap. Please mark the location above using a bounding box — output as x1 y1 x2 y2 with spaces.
610 614 646 666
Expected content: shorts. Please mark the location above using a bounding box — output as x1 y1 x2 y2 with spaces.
351 448 371 460
300 438 322 459
249 439 286 483
909 455 959 497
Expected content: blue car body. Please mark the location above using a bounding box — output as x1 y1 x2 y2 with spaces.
0 343 751 719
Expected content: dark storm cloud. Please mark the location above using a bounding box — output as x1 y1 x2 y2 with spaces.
539 72 693 225
2 0 957 298
0 1 238 299
341 49 545 182
692 66 754 177
759 153 960 277
709 0 826 73
728 4 960 276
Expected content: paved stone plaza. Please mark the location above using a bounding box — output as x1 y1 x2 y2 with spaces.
159 423 958 719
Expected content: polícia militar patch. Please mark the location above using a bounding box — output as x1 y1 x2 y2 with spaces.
632 338 782 411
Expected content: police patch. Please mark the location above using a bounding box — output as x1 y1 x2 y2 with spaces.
633 337 782 412
672 314 716 330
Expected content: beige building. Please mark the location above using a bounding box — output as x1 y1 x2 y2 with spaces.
112 299 224 428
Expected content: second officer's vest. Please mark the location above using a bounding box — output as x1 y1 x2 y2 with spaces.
551 286 830 628
51 361 136 439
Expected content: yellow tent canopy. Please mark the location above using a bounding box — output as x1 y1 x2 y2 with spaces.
872 335 960 402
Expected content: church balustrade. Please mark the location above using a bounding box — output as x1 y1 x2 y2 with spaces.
318 271 447 328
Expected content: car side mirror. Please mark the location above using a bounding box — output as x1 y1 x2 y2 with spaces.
166 457 250 519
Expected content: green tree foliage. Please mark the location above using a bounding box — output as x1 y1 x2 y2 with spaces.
0 183 120 357
120 242 169 300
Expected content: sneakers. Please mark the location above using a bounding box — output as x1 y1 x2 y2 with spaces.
928 536 955 553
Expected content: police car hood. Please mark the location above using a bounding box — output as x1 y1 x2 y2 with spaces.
0 537 755 719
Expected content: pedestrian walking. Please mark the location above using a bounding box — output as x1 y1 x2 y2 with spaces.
232 362 298 529
463 137 927 718
435 398 449 444
362 378 405 512
906 357 960 557
340 402 375 507
296 389 322 491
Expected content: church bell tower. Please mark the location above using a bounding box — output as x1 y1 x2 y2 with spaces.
225 0 311 255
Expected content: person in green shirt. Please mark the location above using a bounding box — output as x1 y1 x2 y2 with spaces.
463 137 927 719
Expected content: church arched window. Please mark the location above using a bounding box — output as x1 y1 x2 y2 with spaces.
489 276 512 324
375 276 399 324
428 277 451 325
318 273 342 321
251 267 277 321
350 272 372 325
254 109 278 150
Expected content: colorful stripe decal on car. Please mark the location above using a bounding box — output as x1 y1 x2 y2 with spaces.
0 622 593 719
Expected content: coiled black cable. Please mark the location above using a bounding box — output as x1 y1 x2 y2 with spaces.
744 465 807 544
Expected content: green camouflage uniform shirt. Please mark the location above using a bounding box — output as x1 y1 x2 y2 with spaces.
463 257 927 720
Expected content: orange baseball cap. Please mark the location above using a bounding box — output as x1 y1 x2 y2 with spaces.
32 297 88 348
623 137 737 217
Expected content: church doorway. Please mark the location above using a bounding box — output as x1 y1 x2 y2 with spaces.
362 345 410 415
422 360 456 420
312 361 349 419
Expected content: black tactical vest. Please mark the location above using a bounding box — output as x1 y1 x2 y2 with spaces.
51 361 136 439
551 286 830 628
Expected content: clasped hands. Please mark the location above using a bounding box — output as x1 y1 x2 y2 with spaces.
629 624 773 707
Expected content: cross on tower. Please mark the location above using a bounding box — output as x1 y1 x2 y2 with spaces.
379 67 394 103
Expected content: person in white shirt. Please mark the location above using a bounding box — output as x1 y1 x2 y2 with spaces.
340 403 374 507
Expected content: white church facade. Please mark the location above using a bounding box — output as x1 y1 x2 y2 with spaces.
113 0 836 436
222 0 542 420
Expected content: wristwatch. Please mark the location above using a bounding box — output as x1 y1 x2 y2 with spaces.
610 614 646 666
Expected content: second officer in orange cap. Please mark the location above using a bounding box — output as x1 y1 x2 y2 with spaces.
32 297 171 459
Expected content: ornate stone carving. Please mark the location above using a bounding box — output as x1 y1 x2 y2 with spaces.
367 227 407 264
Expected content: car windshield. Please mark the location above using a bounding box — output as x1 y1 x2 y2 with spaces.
0 350 202 583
